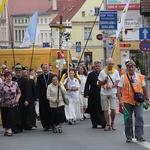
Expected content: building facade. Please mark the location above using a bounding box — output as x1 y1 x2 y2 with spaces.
12 12 56 47
0 0 52 48
50 0 105 66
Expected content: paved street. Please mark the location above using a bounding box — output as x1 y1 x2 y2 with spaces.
0 81 149 150
0 109 150 150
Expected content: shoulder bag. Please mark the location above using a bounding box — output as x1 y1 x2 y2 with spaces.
61 91 69 105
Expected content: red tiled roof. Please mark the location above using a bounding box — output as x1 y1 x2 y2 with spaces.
47 0 71 12
50 0 86 24
8 0 52 15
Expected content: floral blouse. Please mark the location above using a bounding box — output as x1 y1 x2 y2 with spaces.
0 81 21 108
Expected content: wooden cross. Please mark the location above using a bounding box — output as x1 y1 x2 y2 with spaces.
50 16 72 50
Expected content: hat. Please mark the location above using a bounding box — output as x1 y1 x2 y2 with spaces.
15 64 22 69
125 59 130 64
36 68 43 73
1 64 6 68
126 60 136 67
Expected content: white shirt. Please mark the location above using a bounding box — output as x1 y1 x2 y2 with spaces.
79 74 87 93
64 78 80 98
98 69 120 95
118 72 146 88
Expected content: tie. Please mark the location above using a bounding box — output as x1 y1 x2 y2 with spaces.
45 74 48 80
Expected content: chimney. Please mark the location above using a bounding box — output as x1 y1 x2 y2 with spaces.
53 0 57 11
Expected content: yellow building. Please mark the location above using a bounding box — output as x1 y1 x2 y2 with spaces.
50 0 105 66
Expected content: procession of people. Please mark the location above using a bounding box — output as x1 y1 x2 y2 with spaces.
0 57 150 143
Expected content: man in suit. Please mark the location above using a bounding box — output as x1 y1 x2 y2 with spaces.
12 64 30 133
36 63 53 131
84 61 106 129
22 69 37 130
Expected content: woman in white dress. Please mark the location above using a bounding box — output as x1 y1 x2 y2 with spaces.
64 69 81 125
78 66 88 121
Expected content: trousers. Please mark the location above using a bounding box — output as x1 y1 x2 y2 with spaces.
124 103 144 139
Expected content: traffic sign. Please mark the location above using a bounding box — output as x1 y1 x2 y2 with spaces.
107 43 114 51
139 39 150 52
76 42 81 53
96 34 103 40
139 28 150 40
99 11 117 30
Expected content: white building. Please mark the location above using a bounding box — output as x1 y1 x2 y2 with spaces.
12 12 55 48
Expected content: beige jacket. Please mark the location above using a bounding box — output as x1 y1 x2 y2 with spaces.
46 82 66 108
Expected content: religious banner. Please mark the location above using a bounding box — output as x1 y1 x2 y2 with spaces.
106 0 140 10
0 0 6 12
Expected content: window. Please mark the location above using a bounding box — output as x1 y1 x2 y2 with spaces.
15 30 18 41
15 19 17 24
22 30 24 40
82 11 85 17
45 33 47 42
41 18 43 24
19 30 21 41
41 33 43 43
94 7 100 16
84 27 92 40
45 18 47 24
25 19 27 23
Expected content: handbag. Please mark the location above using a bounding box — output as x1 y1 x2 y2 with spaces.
61 92 69 105
126 73 145 103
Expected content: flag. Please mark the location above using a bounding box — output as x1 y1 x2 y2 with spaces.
20 11 39 47
0 0 6 12
116 0 131 39
123 107 129 123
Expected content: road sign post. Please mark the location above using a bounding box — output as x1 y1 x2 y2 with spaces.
139 39 150 52
76 42 81 53
139 28 150 40
99 11 117 30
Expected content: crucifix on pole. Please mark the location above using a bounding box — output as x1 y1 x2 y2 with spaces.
50 16 72 50
50 16 72 102
50 15 72 77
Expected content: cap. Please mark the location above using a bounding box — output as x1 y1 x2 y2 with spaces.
36 68 43 73
1 64 6 68
94 60 101 64
126 60 136 67
125 59 130 64
15 64 22 69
